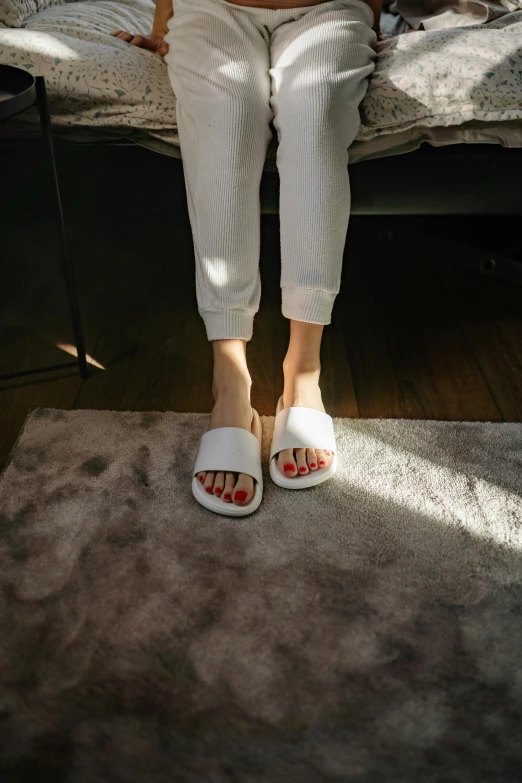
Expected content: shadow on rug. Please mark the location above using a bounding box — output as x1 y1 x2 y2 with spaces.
0 407 522 782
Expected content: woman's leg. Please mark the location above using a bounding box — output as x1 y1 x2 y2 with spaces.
164 0 273 504
202 339 254 504
269 0 377 476
277 320 334 477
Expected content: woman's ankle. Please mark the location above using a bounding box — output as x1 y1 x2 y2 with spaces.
283 357 321 379
283 321 324 375
212 339 251 396
213 373 252 399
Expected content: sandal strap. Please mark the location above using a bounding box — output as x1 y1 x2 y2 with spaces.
194 427 263 486
270 406 336 460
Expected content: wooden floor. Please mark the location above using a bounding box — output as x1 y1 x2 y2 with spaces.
1 149 522 472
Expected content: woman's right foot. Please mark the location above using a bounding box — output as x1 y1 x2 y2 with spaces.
196 380 260 507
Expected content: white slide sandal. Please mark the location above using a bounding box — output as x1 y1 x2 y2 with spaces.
269 396 337 489
192 408 263 517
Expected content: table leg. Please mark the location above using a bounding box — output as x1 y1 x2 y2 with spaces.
35 76 89 380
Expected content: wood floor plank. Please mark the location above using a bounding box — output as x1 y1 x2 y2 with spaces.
388 318 501 421
248 216 280 415
426 241 522 423
249 308 276 416
374 235 501 421
257 215 289 414
77 308 215 414
338 229 405 419
458 281 522 422
321 305 359 418
75 214 215 414
272 311 290 410
460 319 522 422
383 225 522 421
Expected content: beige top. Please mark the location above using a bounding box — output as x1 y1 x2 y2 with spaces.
224 0 382 33
225 0 344 5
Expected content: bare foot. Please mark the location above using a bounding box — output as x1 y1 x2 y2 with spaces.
196 382 261 506
275 369 334 478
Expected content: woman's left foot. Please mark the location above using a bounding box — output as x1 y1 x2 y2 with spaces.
276 369 334 478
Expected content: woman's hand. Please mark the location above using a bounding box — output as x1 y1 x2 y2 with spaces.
110 30 169 57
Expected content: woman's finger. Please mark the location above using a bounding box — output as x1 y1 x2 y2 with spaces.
142 37 162 51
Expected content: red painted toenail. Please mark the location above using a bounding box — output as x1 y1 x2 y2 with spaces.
199 475 204 482
319 460 325 465
223 493 231 500
215 488 221 494
310 463 316 468
205 487 213 493
284 463 296 473
299 467 307 473
234 490 247 502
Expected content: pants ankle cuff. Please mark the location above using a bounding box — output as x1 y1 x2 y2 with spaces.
200 309 255 341
281 287 337 324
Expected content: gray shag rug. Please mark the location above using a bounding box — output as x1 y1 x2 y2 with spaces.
1 407 522 782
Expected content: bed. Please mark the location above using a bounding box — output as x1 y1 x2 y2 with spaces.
2 0 522 161
1 0 522 280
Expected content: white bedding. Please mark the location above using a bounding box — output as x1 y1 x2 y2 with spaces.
0 0 521 164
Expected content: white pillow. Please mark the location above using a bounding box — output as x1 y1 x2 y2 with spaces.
0 0 65 28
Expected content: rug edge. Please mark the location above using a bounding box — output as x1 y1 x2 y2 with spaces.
2 408 516 488
0 407 44 484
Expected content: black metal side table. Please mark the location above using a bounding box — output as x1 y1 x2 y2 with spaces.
0 63 89 381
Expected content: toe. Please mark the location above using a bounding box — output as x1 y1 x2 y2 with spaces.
306 448 318 470
214 471 224 496
222 472 236 502
233 473 254 505
197 471 207 483
203 471 215 495
278 448 297 477
323 450 335 468
316 449 327 468
295 448 309 475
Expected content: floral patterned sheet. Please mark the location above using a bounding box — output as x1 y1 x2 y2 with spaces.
0 0 521 164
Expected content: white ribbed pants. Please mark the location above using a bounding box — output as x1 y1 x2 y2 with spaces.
164 0 377 341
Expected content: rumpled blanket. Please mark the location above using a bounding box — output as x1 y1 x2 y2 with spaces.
1 0 521 163
388 0 521 30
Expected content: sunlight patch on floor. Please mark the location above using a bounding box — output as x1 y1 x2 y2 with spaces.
56 343 106 371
